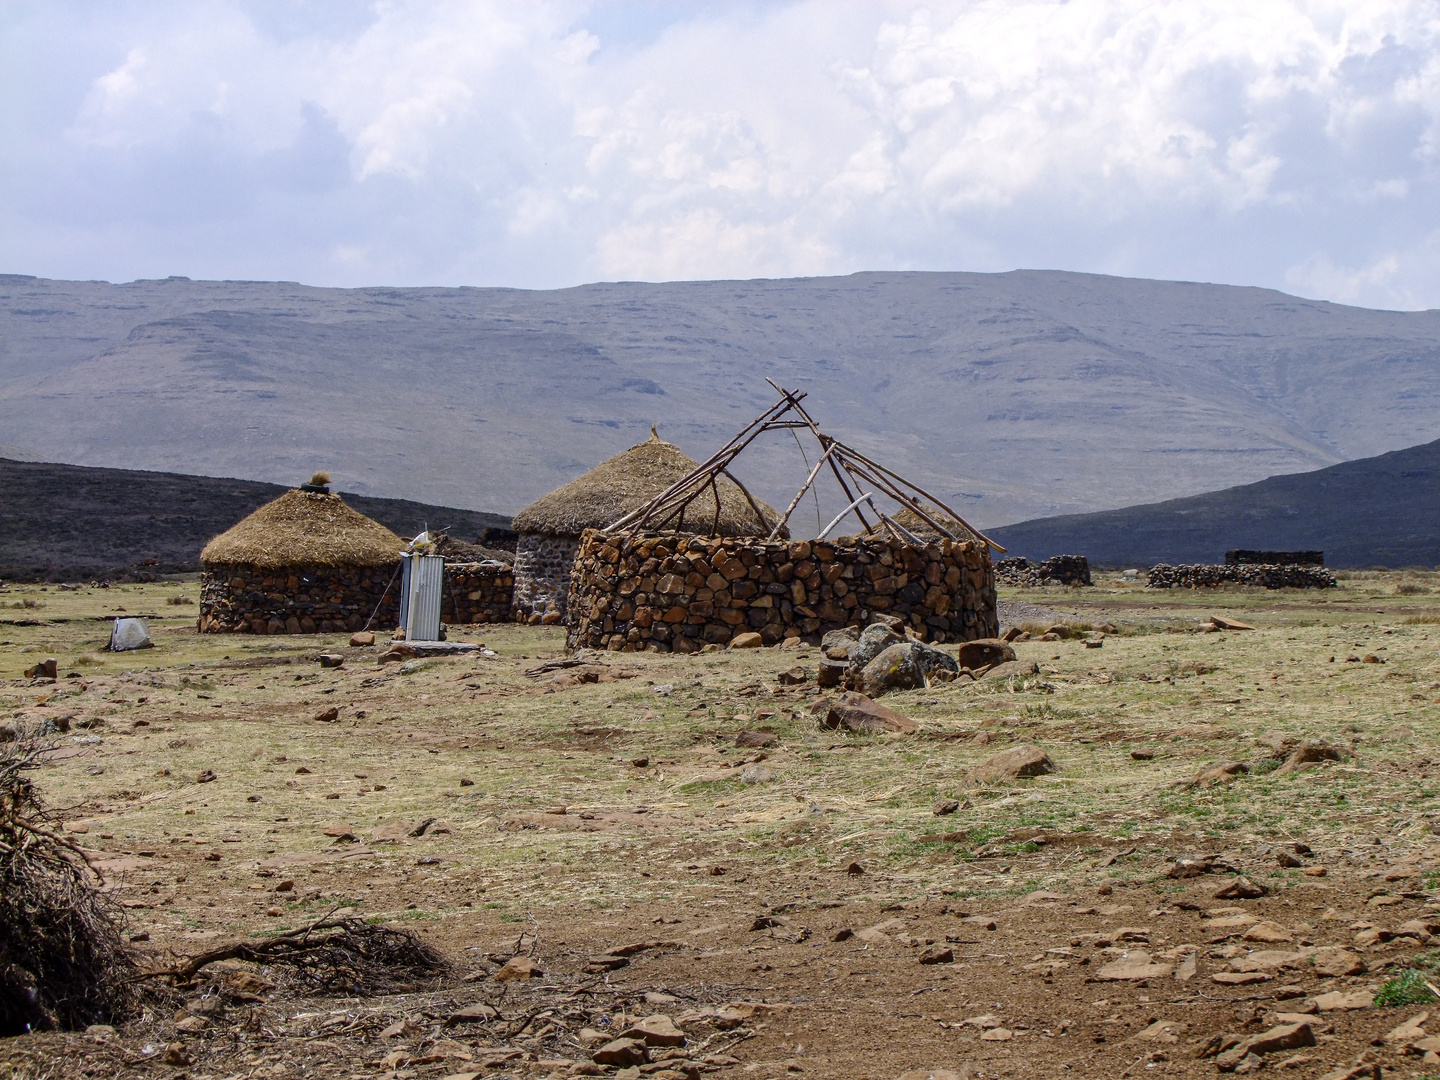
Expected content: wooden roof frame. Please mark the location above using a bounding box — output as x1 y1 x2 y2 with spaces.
603 380 1005 552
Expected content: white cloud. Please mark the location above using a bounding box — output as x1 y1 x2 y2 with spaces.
6 0 1440 305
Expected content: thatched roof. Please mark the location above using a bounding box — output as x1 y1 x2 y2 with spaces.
512 434 785 538
201 490 404 569
894 504 979 543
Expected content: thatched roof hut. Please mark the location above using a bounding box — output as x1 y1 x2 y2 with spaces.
512 433 784 539
894 504 979 544
510 433 784 624
201 490 403 569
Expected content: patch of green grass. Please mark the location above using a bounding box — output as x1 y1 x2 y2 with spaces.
1375 969 1438 1007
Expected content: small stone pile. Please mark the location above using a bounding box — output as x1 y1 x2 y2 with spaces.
995 554 1091 587
568 530 997 652
816 619 1024 694
1147 563 1337 590
442 562 515 624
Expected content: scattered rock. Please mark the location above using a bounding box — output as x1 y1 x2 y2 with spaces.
493 956 543 982
446 1003 498 1026
1213 876 1269 900
23 659 58 680
850 624 905 668
196 769 217 784
350 631 375 646
1311 947 1366 977
1214 1022 1314 1071
728 632 763 650
832 928 854 942
163 1043 191 1067
1276 851 1304 868
1242 921 1294 943
967 744 1054 783
821 692 919 734
1096 950 1173 981
1276 739 1346 775
620 1015 686 1047
980 1027 1013 1041
739 764 775 784
735 731 778 748
1190 761 1249 786
821 627 860 659
816 661 846 688
932 799 961 816
777 666 809 685
593 1038 649 1067
1209 616 1256 631
317 653 344 669
1130 749 1154 760
979 660 1041 681
956 639 1017 670
1314 990 1373 1011
918 946 955 965
860 640 959 694
313 706 340 723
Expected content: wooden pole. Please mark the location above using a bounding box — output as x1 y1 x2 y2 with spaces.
767 444 834 541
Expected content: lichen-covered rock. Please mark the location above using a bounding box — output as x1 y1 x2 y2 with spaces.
860 640 959 694
851 624 904 668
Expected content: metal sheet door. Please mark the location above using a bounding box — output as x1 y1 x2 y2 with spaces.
402 554 444 641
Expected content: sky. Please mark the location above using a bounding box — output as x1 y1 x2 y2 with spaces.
5 1 1440 309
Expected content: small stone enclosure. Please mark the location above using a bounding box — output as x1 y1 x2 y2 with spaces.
568 531 997 652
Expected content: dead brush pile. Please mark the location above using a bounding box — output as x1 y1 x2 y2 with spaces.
0 734 135 1034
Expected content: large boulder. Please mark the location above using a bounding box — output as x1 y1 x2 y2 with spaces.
849 623 904 669
957 638 1016 670
821 692 919 734
860 641 959 694
968 744 1055 782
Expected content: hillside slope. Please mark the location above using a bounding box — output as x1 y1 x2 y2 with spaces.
988 438 1440 568
0 458 509 581
4 271 1440 527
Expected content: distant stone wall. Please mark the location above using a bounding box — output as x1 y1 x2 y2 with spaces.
199 563 399 634
1148 563 1337 590
996 554 1091 587
442 562 515 624
568 530 997 653
512 534 580 624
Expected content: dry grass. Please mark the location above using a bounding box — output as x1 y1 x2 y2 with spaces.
199 489 403 569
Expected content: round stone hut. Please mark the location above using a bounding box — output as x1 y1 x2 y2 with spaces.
198 488 404 634
510 433 785 624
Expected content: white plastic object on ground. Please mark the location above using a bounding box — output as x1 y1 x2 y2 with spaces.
108 618 153 651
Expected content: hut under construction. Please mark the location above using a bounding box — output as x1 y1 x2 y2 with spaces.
199 486 404 634
566 386 1002 651
510 432 786 623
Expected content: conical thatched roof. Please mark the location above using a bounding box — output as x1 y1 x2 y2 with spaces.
513 435 785 538
201 490 404 569
894 504 979 543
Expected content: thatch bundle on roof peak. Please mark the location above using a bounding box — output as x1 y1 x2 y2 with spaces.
200 489 403 569
512 433 784 538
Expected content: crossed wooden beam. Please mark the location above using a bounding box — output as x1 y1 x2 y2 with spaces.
603 380 1004 552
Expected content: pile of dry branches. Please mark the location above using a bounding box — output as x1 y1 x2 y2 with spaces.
153 915 447 996
0 735 135 1034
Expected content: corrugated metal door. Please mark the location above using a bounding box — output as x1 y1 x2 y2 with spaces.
401 553 444 641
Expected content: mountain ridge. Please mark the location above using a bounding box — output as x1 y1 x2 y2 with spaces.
5 269 1440 527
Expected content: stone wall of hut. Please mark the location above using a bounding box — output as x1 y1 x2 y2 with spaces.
567 531 997 652
512 534 580 624
442 562 516 624
199 563 399 634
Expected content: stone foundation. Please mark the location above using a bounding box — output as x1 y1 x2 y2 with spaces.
199 563 400 634
512 534 581 624
567 530 997 653
1148 563 1337 589
442 562 515 624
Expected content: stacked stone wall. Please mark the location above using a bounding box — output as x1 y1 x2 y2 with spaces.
568 530 997 653
996 554 1092 587
442 562 515 624
512 534 581 624
199 563 399 634
1148 563 1337 590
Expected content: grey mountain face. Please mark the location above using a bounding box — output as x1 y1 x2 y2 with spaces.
2 270 1439 530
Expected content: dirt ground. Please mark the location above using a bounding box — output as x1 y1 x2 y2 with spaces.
3 570 1440 1080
